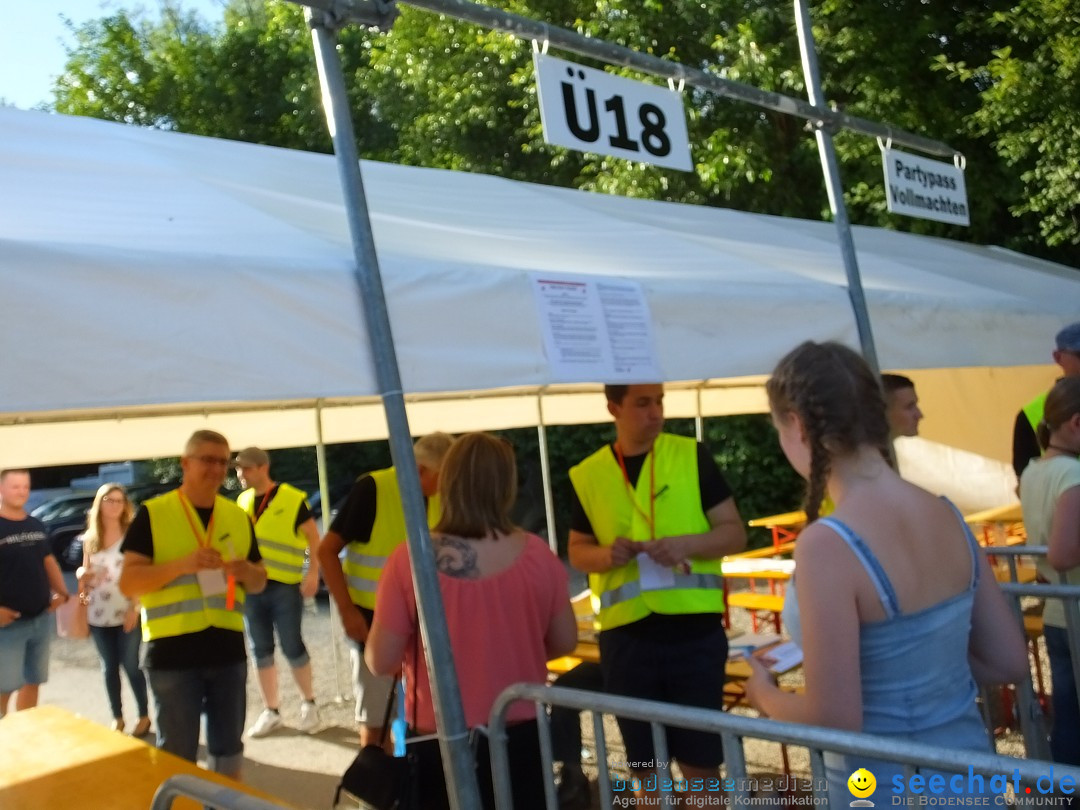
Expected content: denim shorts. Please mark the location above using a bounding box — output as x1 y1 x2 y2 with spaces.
243 580 309 669
146 660 247 774
0 612 53 693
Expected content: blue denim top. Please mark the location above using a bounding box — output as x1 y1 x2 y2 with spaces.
783 498 987 737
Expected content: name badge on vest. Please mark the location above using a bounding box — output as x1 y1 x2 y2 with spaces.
196 568 228 597
637 553 675 591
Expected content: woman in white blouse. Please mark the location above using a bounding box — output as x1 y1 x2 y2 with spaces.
78 484 151 736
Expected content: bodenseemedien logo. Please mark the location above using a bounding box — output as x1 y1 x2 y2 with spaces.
849 768 877 807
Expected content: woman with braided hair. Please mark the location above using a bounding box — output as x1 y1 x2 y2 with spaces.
747 341 1027 802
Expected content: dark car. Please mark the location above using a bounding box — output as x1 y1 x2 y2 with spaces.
31 492 96 571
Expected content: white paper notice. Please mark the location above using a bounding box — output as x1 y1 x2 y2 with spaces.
531 273 662 382
636 552 675 591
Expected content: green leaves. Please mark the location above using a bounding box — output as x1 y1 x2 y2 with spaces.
50 0 1077 261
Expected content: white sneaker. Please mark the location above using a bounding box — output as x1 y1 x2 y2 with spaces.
248 708 283 738
297 701 321 734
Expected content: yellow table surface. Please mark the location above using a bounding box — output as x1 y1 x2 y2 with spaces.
0 705 290 809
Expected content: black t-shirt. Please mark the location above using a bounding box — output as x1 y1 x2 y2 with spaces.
570 441 732 536
122 502 260 670
1012 409 1042 479
250 484 313 531
328 475 379 544
0 515 52 618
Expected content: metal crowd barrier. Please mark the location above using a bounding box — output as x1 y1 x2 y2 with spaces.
981 545 1080 761
150 775 291 810
485 544 1080 809
490 683 1080 809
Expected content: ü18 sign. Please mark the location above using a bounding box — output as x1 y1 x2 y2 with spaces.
533 53 693 172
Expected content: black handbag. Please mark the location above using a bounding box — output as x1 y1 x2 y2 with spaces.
334 630 421 810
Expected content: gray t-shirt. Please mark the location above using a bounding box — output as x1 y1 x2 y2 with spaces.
1020 454 1080 628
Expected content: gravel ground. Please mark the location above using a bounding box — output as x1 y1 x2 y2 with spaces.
35 581 1042 809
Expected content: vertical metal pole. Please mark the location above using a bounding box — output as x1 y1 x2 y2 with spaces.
793 0 882 377
536 394 558 553
694 386 705 443
305 11 482 809
314 401 346 701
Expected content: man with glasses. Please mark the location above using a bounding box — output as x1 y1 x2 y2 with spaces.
232 446 322 738
120 430 267 779
1013 322 1080 478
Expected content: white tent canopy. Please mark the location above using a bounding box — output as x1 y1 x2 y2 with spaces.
1 107 1077 468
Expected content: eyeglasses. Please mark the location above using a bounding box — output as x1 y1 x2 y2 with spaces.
101 496 125 505
189 455 230 468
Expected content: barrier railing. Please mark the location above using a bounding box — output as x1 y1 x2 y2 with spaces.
149 774 290 810
489 683 1080 809
486 544 1080 808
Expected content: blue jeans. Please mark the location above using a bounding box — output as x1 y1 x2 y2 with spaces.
89 623 149 719
1045 625 1080 765
243 580 309 670
146 660 247 774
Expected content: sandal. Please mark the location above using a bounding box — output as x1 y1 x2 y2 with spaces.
131 716 152 737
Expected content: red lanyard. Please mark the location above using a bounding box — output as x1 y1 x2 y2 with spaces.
254 488 272 521
613 443 655 541
177 490 215 548
178 491 235 609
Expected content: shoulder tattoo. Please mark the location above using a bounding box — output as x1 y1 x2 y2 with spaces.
435 536 480 579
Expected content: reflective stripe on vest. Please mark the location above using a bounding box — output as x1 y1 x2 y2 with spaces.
238 483 309 585
569 433 725 631
341 467 442 609
141 490 252 641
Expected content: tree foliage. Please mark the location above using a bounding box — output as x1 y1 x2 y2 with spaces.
45 0 1076 530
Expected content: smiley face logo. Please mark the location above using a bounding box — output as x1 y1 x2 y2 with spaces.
848 768 877 798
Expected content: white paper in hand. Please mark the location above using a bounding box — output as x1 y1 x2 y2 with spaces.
637 552 675 591
196 568 228 597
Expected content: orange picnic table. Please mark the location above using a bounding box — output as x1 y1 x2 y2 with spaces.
0 705 292 809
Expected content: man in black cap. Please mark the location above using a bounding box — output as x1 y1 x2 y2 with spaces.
1013 321 1080 478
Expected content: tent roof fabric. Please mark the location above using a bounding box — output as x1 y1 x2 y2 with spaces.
1 108 1077 466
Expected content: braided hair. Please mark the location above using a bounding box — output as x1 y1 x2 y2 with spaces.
766 342 893 521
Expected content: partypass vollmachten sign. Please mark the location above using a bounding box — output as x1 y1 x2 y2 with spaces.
533 53 693 172
882 147 970 227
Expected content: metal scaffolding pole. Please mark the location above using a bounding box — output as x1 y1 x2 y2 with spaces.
535 394 558 554
304 8 482 809
299 0 957 158
313 401 347 702
793 0 881 374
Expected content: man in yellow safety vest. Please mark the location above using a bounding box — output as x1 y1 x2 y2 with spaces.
120 430 267 778
233 446 322 739
318 432 454 747
1013 321 1080 478
568 384 745 797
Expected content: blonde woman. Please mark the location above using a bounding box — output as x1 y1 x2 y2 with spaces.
79 484 151 736
367 433 577 810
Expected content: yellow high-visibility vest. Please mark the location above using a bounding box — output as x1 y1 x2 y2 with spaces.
237 483 308 585
141 490 252 641
342 467 442 610
569 433 725 631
